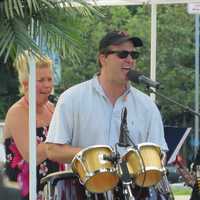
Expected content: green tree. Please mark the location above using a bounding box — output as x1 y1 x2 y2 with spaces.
156 5 195 126
0 57 19 119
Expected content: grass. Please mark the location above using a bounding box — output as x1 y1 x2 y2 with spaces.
171 185 192 195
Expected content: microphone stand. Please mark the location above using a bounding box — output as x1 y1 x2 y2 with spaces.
147 87 200 117
117 107 135 200
118 107 150 199
119 160 135 200
147 87 200 199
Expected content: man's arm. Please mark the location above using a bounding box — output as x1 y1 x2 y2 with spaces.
45 143 81 163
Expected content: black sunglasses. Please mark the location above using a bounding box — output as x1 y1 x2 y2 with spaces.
106 50 139 59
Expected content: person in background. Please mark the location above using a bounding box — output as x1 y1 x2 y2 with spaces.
0 168 21 200
3 52 63 200
190 148 200 200
45 30 168 199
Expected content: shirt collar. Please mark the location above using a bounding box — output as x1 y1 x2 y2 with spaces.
92 74 131 98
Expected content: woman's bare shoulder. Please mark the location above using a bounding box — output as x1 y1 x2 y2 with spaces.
5 98 27 122
4 98 27 138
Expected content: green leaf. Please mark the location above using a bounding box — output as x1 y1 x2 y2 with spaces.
0 32 14 56
8 0 14 18
4 0 10 19
13 0 20 16
32 0 39 13
4 35 15 63
16 0 24 17
27 0 33 14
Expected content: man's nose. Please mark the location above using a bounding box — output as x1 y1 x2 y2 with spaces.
125 54 134 63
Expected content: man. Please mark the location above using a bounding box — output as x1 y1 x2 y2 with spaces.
46 30 168 199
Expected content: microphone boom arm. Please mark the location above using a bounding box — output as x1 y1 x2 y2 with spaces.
148 88 200 117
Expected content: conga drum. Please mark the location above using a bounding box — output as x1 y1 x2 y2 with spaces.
122 143 165 187
71 145 119 193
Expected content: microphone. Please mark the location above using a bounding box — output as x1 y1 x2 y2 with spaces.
127 69 160 89
103 153 120 163
118 107 129 147
48 94 58 105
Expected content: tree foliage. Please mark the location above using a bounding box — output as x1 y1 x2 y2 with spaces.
0 56 19 119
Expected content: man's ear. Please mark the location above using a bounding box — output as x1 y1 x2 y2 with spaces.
99 54 106 66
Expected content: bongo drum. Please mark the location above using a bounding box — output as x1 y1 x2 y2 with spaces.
122 143 165 187
71 145 119 193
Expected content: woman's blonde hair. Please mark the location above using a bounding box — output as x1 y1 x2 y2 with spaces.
14 51 53 94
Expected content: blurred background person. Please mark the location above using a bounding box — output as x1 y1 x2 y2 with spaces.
3 52 63 200
0 167 21 200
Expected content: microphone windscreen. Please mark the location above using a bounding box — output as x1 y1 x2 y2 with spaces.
48 94 57 104
127 70 141 83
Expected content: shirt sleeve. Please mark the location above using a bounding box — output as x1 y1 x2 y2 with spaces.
46 92 73 145
147 102 169 152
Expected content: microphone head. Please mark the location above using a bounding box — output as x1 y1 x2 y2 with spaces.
127 70 141 83
48 94 58 104
127 69 160 89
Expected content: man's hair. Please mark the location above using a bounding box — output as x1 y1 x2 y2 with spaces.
98 30 143 68
99 30 142 54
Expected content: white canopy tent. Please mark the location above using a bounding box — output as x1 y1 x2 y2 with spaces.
29 1 200 199
86 0 200 6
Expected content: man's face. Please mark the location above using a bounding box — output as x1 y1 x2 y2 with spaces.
100 41 137 85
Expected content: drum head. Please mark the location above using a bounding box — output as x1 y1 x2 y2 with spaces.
85 172 119 193
135 170 163 187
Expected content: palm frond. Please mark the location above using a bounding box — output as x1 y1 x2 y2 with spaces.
2 0 100 18
0 0 102 63
0 18 42 62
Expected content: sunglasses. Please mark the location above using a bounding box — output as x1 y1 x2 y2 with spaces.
106 50 139 59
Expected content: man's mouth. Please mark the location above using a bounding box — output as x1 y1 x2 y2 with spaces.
121 67 131 72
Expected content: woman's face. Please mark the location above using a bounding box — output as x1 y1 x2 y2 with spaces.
36 67 53 105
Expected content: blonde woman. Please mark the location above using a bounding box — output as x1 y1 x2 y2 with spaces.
3 52 63 199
